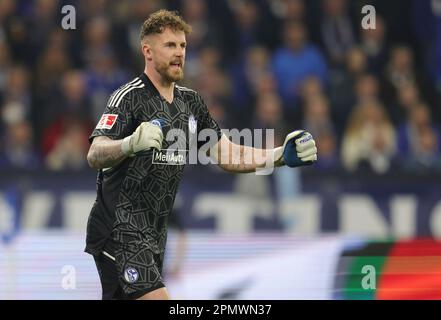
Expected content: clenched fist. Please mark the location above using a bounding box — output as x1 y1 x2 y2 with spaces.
121 122 164 156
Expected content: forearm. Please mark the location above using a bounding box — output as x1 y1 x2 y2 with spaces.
87 137 127 169
217 142 280 173
213 130 317 172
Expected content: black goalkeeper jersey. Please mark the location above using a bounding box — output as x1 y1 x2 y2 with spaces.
85 73 221 258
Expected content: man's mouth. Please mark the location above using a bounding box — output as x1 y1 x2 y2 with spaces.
170 61 182 69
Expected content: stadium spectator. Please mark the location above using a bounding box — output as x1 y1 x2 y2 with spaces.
403 124 441 172
397 103 441 161
84 48 129 121
0 118 41 169
0 0 438 175
185 45 222 90
390 82 421 126
77 0 111 22
301 94 339 170
203 96 232 129
45 117 91 171
384 46 417 91
0 40 11 96
341 101 396 174
35 42 72 106
192 60 231 109
270 0 305 22
181 0 221 57
411 0 441 94
230 0 279 57
39 71 93 168
251 92 289 147
383 45 439 116
2 2 32 64
313 125 339 171
299 75 324 99
271 20 328 108
359 15 388 75
3 65 31 117
0 0 15 31
29 0 60 56
329 47 367 129
80 15 130 120
319 0 356 66
354 73 381 105
302 94 335 139
124 0 164 65
229 45 272 112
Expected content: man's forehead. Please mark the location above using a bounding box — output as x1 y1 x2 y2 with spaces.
153 28 186 42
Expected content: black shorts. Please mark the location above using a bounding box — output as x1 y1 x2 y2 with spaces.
93 241 165 300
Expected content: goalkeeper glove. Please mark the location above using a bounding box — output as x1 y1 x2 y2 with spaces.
274 130 317 167
121 121 164 156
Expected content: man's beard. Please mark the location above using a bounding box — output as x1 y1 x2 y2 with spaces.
156 61 184 83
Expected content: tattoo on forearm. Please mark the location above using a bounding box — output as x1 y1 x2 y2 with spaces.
88 139 126 169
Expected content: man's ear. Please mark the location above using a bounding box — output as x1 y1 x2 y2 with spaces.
141 40 153 61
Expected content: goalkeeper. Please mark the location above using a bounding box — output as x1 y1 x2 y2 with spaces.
85 9 317 301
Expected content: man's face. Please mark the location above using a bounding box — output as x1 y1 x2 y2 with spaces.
143 28 186 83
284 23 306 51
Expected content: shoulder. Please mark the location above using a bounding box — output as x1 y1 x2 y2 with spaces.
107 77 146 108
175 84 199 98
176 85 210 114
176 85 207 107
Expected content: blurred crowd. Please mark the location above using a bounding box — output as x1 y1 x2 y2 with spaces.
0 0 440 174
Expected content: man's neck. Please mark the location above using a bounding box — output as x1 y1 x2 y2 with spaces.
145 68 174 104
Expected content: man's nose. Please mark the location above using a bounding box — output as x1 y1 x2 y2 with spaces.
175 47 184 57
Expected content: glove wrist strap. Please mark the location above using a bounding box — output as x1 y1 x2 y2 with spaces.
121 136 133 156
272 146 285 167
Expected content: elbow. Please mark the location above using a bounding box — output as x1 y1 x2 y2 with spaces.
86 148 99 169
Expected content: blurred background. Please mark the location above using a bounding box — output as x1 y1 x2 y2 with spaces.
1 0 441 299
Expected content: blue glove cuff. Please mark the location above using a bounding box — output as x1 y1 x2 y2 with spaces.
283 131 313 168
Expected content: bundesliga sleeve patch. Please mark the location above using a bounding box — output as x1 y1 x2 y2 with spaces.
96 114 118 130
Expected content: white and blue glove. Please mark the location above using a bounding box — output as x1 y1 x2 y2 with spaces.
274 130 317 167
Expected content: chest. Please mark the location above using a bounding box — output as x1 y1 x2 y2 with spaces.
133 95 197 149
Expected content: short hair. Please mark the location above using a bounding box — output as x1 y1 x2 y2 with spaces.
140 10 192 41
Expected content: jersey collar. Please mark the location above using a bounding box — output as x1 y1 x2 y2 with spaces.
139 73 183 101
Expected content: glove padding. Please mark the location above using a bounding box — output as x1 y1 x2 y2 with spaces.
275 130 317 167
121 121 163 156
